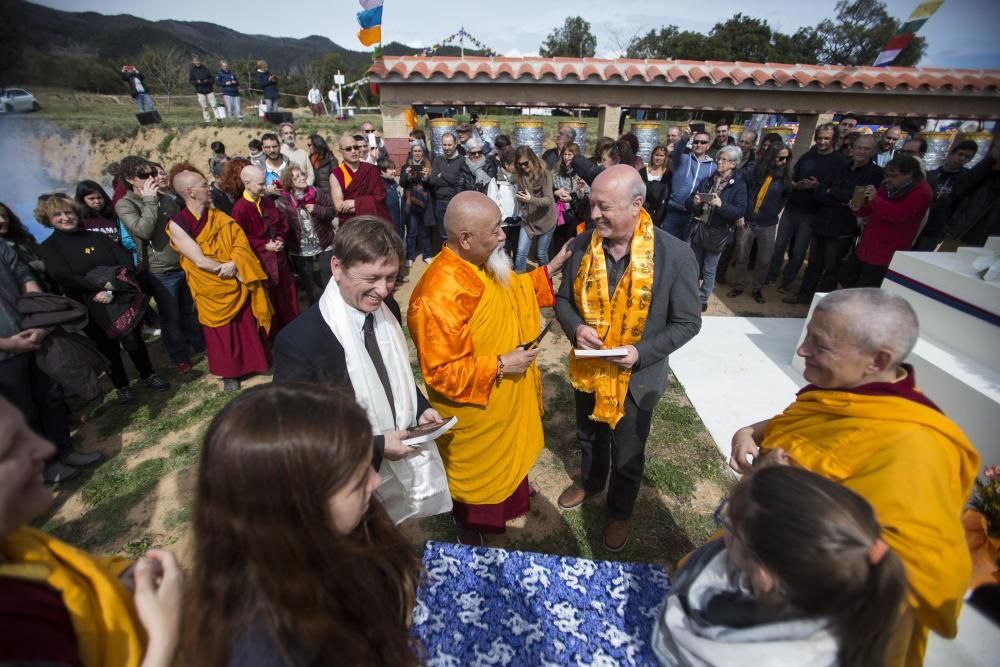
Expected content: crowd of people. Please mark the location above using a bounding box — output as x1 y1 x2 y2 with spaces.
0 111 995 666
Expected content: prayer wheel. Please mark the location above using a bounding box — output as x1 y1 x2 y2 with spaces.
476 119 500 151
765 126 796 148
631 122 661 163
559 120 589 155
918 131 954 171
514 120 545 156
957 132 994 169
429 118 457 157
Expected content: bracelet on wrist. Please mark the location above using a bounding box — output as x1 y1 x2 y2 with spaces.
495 355 505 388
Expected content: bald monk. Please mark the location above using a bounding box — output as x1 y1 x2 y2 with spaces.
407 191 572 545
230 165 299 337
167 170 273 392
730 288 980 667
330 133 390 222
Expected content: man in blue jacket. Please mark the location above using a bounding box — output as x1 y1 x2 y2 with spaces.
216 60 242 122
663 131 716 242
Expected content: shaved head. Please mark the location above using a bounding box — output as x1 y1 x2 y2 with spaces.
813 288 918 366
240 165 264 185
590 165 646 243
172 170 202 194
592 164 646 202
444 191 500 239
444 191 507 272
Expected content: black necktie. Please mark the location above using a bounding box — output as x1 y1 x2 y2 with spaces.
363 313 396 425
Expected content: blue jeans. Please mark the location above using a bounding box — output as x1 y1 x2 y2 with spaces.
148 270 204 364
434 200 449 249
514 226 554 273
135 94 154 112
767 207 815 287
663 208 693 242
692 242 723 305
406 212 428 261
223 94 242 121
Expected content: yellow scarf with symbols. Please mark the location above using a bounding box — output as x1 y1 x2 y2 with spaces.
569 208 654 426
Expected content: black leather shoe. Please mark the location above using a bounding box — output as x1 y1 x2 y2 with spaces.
752 290 766 304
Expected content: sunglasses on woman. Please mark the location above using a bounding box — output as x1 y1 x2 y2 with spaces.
517 161 530 168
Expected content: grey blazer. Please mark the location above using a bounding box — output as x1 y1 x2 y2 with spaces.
554 226 702 411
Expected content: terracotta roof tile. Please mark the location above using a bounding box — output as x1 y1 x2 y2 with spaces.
369 56 1000 94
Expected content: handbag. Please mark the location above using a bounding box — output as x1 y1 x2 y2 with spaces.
691 219 733 253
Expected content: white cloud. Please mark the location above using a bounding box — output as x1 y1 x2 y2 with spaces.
503 48 540 58
405 39 425 48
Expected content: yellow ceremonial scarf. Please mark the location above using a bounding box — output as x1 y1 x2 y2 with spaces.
753 175 773 215
242 188 262 215
568 208 655 426
0 527 144 667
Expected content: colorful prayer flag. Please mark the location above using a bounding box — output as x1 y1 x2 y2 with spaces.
359 0 383 9
873 0 944 66
358 25 382 46
357 5 382 29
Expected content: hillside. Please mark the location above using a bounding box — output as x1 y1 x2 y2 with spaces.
1 0 488 92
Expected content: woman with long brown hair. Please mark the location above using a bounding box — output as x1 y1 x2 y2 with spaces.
512 146 555 273
185 384 422 666
652 465 907 667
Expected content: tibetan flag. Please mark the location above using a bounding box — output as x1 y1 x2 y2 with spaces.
358 25 382 46
359 0 383 8
873 0 944 66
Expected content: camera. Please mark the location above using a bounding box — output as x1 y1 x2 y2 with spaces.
470 111 479 124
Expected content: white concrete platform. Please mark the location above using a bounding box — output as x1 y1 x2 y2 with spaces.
670 316 806 463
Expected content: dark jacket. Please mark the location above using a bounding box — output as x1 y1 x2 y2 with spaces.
216 69 240 96
687 171 749 252
115 191 181 273
787 147 846 212
256 70 279 100
812 159 883 238
311 155 336 200
272 300 431 470
429 153 472 204
744 170 792 227
570 155 604 186
121 70 149 99
640 167 670 226
946 153 1000 245
555 227 702 410
277 189 336 254
188 64 214 94
383 177 402 231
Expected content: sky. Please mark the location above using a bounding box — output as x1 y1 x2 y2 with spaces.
35 0 1000 69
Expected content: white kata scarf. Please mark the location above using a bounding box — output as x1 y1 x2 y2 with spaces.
319 278 451 523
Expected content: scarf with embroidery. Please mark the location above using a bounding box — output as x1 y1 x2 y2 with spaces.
569 208 655 426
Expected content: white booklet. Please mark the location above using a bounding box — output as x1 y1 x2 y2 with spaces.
574 347 629 358
403 416 458 447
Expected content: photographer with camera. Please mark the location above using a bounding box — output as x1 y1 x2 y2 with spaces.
400 141 434 264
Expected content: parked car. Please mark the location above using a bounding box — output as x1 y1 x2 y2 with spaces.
0 88 41 113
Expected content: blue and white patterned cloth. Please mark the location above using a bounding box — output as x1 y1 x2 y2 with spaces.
412 541 671 666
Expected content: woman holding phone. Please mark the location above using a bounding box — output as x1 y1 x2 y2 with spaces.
513 146 556 273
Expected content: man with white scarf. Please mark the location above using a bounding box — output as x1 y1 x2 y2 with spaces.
272 216 451 523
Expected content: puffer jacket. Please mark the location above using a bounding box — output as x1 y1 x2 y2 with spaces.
114 191 181 273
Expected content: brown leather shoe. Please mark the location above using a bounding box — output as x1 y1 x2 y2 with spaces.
603 519 630 552
557 483 602 510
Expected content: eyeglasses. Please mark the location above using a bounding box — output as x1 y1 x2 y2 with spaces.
38 192 71 201
517 161 530 168
364 129 375 133
775 156 789 162
713 497 733 533
469 151 483 156
137 171 156 179
342 145 359 152
692 140 709 145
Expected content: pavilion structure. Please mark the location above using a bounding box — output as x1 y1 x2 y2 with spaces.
368 55 1000 161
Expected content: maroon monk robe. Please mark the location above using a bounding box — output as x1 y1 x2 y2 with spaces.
230 195 299 338
173 208 271 379
332 161 391 223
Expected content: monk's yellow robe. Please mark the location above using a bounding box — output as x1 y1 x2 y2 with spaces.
168 207 272 333
407 246 554 505
0 527 144 667
762 383 980 667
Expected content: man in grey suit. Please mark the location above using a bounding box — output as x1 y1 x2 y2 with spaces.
555 165 701 552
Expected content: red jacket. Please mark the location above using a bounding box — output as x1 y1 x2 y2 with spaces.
856 181 933 267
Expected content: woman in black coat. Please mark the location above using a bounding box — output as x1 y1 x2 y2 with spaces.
686 145 748 311
36 195 169 403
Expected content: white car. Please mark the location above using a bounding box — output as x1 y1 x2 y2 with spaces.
1 88 41 113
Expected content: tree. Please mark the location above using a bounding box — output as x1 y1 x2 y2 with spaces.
137 44 187 111
708 14 776 63
540 17 597 58
814 0 926 66
626 26 716 60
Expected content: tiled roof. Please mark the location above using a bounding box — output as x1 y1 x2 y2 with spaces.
369 56 1000 93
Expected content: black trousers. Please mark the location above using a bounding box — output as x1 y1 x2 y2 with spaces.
575 390 653 520
290 254 325 307
0 352 72 458
798 234 855 297
87 324 153 389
